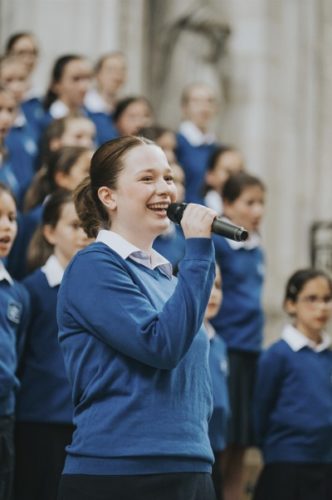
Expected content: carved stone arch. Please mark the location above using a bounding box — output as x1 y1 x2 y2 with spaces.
146 1 231 129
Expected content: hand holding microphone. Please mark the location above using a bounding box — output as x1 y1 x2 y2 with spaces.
167 203 249 242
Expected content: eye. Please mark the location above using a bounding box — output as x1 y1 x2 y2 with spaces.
140 176 153 182
164 175 174 183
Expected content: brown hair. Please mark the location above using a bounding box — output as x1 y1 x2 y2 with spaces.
74 135 153 238
27 189 73 272
24 145 91 211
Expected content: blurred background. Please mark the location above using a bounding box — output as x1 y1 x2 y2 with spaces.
1 0 332 340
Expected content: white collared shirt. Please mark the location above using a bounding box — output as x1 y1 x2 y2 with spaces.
220 216 261 250
204 320 216 340
49 100 70 119
84 88 110 114
41 255 65 287
13 111 27 128
0 261 13 285
96 229 173 279
178 120 216 146
282 323 332 353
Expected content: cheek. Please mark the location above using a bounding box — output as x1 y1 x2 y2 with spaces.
12 223 18 239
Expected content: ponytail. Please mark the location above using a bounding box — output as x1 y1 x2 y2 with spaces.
74 177 109 238
23 167 52 211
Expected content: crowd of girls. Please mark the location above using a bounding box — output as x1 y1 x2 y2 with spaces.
0 31 331 500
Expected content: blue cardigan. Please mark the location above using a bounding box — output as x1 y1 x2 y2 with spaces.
57 238 215 475
0 276 30 417
16 268 73 423
211 235 264 352
254 338 332 463
176 133 216 204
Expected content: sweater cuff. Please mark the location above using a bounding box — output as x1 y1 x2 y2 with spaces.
184 238 214 261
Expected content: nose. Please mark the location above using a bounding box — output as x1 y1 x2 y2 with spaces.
0 215 12 230
155 177 173 195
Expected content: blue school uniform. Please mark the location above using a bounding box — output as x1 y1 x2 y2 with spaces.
176 121 217 204
57 230 215 476
5 113 39 202
254 324 332 464
211 231 265 352
16 255 73 423
0 264 30 417
0 263 29 499
0 155 21 205
153 223 185 271
84 89 119 145
21 97 46 138
87 111 119 146
6 205 43 280
205 322 230 452
41 100 99 145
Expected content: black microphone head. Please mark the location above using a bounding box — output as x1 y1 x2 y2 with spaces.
167 203 187 224
235 228 249 242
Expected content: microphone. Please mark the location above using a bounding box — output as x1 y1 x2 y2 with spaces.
167 203 249 242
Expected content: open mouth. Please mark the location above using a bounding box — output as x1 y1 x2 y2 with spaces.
0 236 12 246
147 203 170 216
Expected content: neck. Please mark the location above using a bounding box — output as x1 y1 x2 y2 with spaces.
53 249 69 269
110 225 154 253
296 324 323 345
60 97 80 113
99 88 116 108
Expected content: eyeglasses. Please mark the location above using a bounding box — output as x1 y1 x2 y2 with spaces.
297 295 332 308
14 49 38 57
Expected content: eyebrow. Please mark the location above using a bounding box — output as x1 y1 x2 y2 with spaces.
137 167 172 174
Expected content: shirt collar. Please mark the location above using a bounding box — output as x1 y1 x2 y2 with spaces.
204 321 216 340
96 229 173 279
84 88 110 113
49 100 70 119
13 110 27 128
221 217 261 250
179 120 216 146
41 255 65 287
282 323 331 353
0 261 14 285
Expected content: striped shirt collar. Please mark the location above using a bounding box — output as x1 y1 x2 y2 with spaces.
282 323 331 353
96 229 173 279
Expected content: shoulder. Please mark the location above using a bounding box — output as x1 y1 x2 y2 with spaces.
62 242 128 287
260 339 290 364
22 268 46 293
1 279 30 312
70 241 124 268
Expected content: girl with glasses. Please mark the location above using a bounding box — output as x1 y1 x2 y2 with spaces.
253 268 332 500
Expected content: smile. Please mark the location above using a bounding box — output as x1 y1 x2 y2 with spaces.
147 203 170 214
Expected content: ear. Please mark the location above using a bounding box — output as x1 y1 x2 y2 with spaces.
54 170 71 189
49 138 61 151
43 224 56 246
205 170 215 185
284 299 296 316
98 186 117 211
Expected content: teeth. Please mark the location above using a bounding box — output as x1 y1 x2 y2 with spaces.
148 204 168 209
